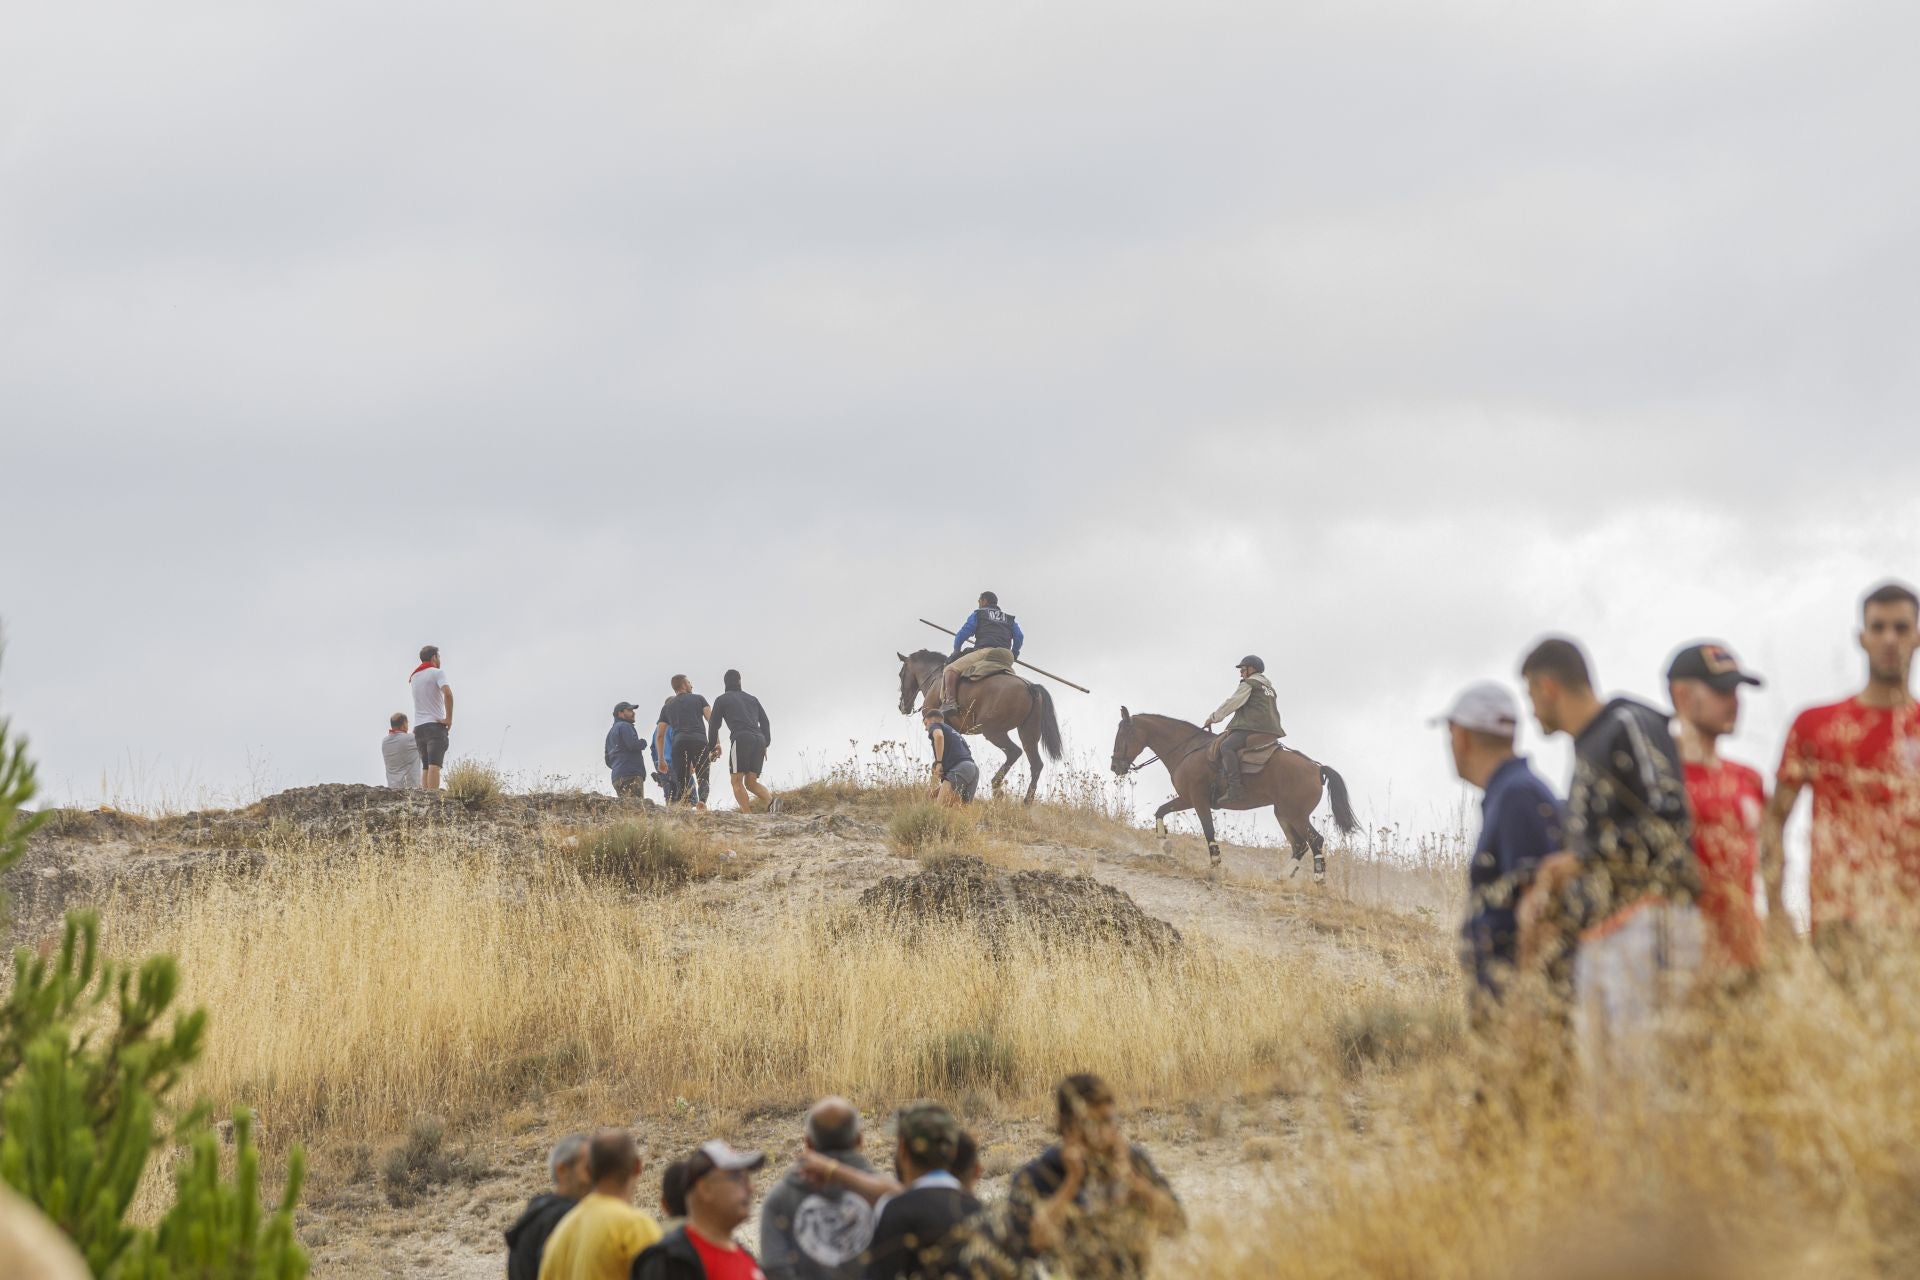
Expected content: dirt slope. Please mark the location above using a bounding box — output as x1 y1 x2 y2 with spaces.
8 786 1456 1278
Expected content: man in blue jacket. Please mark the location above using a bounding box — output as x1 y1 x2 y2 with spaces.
938 591 1025 715
607 701 651 800
1432 680 1565 1020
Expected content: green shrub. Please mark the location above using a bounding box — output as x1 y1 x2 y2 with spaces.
380 1115 473 1208
118 1109 307 1279
443 760 503 808
922 1029 1018 1092
887 802 979 856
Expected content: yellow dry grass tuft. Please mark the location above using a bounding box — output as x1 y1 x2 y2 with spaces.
441 759 503 808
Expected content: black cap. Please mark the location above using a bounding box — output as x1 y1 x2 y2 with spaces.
1237 655 1265 673
1666 642 1763 693
613 701 640 715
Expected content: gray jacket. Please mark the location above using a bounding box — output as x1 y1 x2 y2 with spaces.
758 1150 878 1280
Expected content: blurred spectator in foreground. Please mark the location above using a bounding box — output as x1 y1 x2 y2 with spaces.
633 1141 767 1280
659 1159 690 1228
949 1133 982 1197
863 1103 978 1280
506 1133 590 1280
764 1098 877 1280
989 1075 1183 1280
537 1129 661 1280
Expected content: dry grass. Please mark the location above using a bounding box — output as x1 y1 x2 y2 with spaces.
550 817 747 888
442 759 503 808
96 830 1447 1146
1189 947 1920 1280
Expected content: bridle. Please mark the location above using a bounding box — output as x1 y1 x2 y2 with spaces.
1114 720 1212 776
911 663 943 712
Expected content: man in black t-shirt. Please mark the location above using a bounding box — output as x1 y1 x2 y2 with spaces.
654 675 712 809
921 705 979 806
710 669 775 813
1517 637 1704 1086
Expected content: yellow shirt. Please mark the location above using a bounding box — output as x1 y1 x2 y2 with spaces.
537 1192 663 1280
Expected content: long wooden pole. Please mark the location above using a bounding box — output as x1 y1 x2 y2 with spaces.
918 619 1092 694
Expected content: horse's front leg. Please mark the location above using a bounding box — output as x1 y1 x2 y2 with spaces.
1153 797 1190 857
1194 802 1222 869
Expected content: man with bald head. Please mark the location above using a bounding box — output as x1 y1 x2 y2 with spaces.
760 1099 878 1280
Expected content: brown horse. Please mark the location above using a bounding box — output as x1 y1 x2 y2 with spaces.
1109 708 1359 878
896 650 1064 802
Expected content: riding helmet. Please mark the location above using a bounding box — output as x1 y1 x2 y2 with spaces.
1237 655 1265 673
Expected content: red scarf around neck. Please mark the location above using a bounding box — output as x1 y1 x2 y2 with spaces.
410 662 436 678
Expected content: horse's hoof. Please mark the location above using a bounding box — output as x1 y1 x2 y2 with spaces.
1160 839 1173 857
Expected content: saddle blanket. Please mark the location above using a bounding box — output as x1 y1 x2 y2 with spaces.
1207 733 1282 773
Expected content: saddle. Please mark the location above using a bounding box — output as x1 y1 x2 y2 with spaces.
1207 733 1282 774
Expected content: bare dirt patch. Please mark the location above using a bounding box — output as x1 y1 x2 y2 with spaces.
857 853 1182 953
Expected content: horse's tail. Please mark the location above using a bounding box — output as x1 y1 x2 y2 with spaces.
1030 684 1065 761
1320 764 1359 835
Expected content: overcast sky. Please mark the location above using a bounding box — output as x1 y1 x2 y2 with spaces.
4 3 1917 877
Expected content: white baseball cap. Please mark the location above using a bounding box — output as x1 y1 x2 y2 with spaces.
1429 681 1522 737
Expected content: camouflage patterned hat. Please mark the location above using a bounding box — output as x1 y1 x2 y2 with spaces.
894 1102 961 1168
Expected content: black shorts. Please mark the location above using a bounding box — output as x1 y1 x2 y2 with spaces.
414 722 449 767
730 732 768 776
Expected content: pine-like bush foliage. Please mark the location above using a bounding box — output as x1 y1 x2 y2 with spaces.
0 647 309 1277
117 1110 307 1280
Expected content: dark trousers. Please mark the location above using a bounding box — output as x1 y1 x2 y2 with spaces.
613 774 646 800
670 739 710 804
1218 730 1251 786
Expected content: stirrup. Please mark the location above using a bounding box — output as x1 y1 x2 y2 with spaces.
939 701 959 715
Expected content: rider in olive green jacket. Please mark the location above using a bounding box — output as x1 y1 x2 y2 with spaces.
1204 655 1285 804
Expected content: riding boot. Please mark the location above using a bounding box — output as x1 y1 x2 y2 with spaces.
939 668 960 715
1220 750 1245 805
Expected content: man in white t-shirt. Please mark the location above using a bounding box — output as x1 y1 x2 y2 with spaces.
409 645 455 791
382 713 424 789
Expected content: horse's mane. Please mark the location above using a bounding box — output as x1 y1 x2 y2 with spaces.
903 649 947 666
1128 712 1207 735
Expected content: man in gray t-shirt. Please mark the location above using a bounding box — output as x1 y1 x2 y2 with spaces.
382 712 424 788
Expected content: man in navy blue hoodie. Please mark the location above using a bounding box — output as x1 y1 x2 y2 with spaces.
606 703 651 800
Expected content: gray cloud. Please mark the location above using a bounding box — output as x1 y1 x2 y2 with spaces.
4 1 1917 856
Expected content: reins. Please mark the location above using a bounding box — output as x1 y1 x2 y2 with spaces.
1119 720 1214 775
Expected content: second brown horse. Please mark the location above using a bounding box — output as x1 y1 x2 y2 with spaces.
1110 708 1359 877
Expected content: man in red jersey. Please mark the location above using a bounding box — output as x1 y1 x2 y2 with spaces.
1667 642 1767 971
1761 581 1920 979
